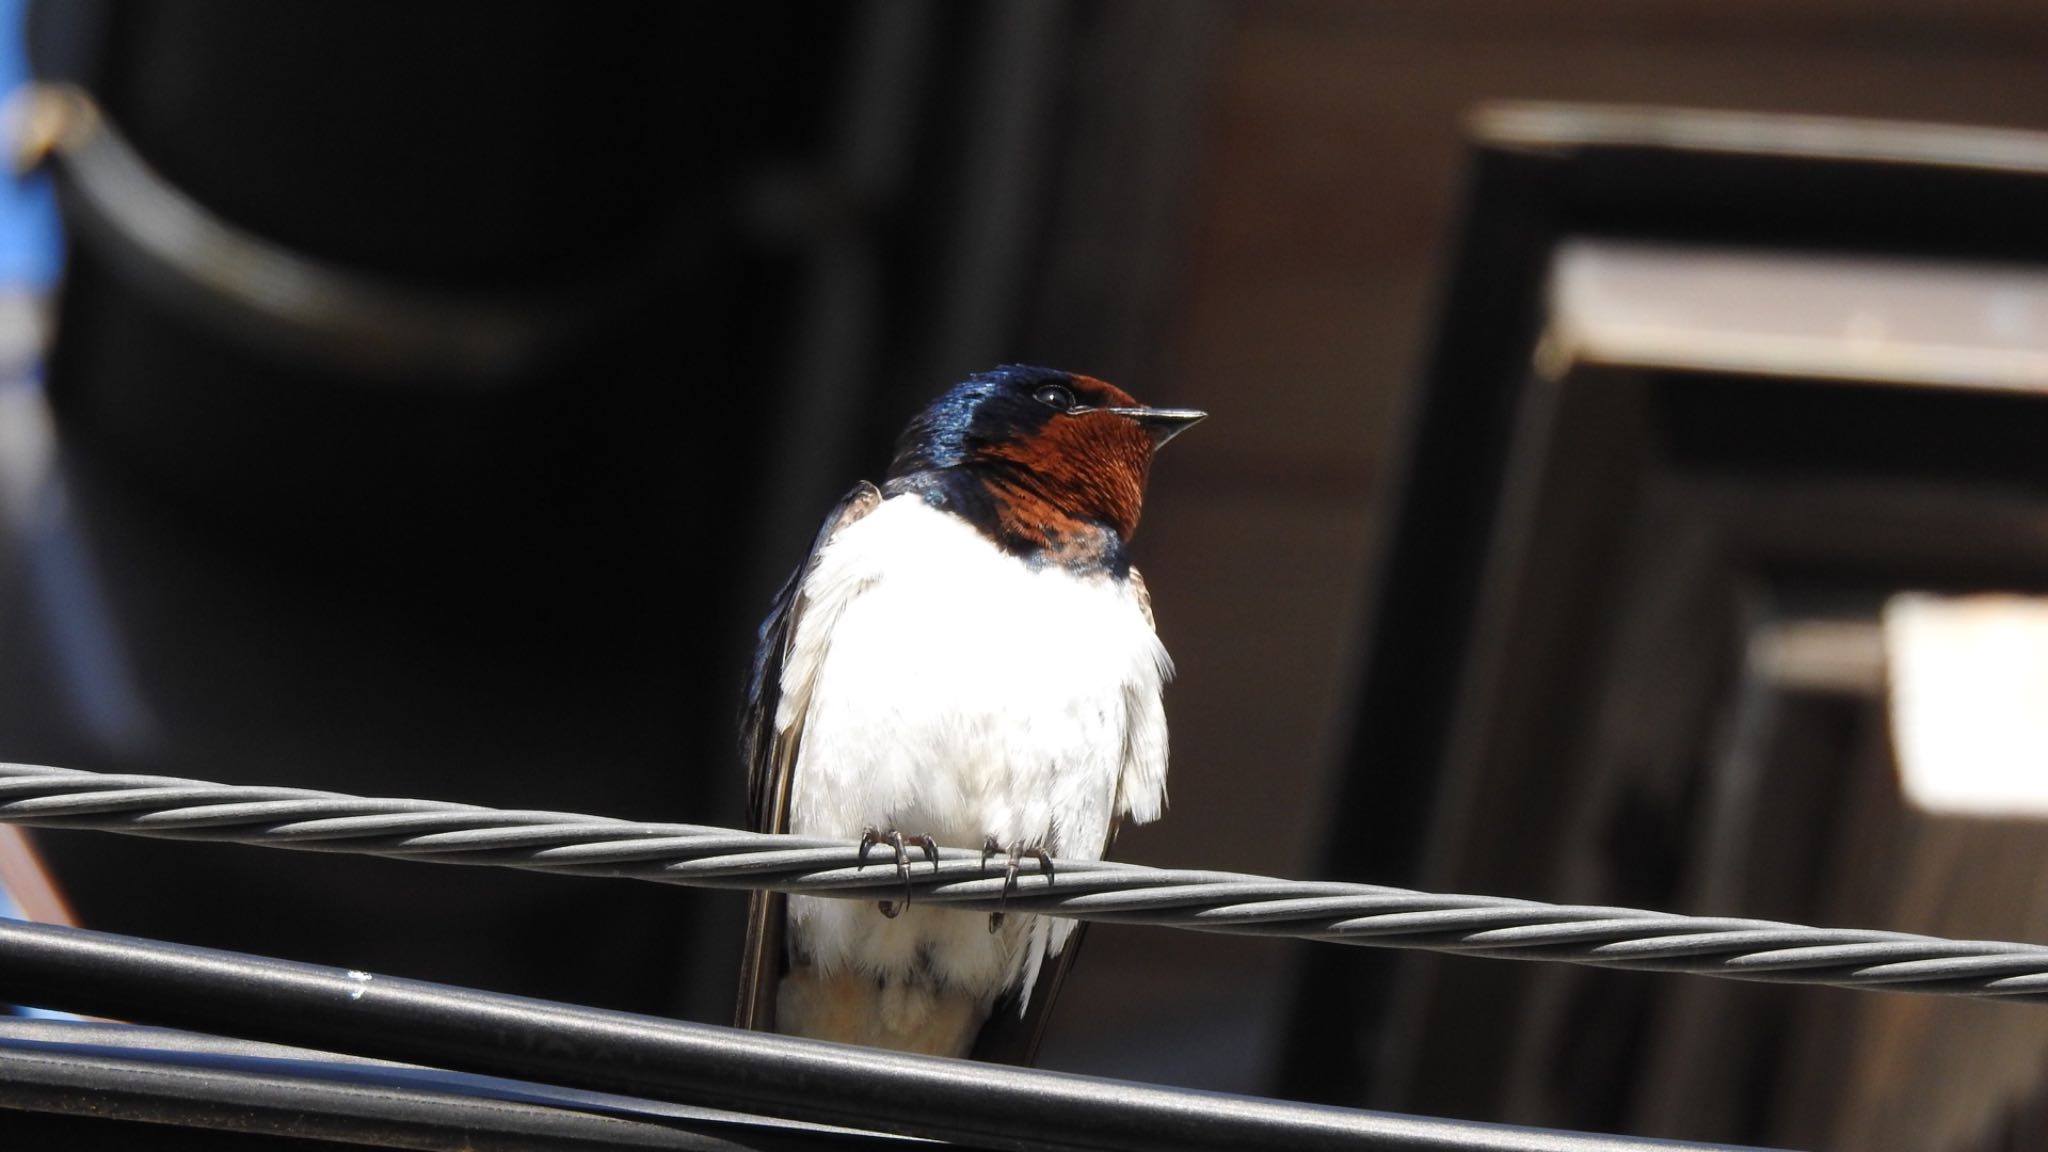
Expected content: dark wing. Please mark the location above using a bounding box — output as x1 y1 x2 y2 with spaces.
968 566 1154 1065
734 480 883 1032
967 910 1098 1066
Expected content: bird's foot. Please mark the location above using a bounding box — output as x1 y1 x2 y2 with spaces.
858 828 939 918
980 836 1054 932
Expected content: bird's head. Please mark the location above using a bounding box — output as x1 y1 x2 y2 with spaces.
886 365 1204 568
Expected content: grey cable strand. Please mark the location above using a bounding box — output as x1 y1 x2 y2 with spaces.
4 762 2046 1003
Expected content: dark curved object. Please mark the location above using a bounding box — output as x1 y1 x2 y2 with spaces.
6 0 825 1031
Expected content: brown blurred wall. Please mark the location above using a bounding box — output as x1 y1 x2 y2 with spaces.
1037 0 2048 1108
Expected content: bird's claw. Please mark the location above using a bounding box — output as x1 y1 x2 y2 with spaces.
859 828 938 917
980 836 1054 932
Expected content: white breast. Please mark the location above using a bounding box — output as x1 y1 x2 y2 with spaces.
777 495 1171 1003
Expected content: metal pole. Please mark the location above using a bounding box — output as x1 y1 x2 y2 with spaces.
0 918 1779 1152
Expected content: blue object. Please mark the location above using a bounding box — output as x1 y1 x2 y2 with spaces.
0 0 61 291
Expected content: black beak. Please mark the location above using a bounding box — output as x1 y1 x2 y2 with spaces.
1107 406 1207 448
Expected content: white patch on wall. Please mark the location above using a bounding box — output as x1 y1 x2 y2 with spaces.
1887 593 2048 817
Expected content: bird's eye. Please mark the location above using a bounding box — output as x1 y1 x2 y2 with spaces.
1033 384 1078 411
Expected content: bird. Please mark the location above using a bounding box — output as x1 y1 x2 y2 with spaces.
734 364 1203 1063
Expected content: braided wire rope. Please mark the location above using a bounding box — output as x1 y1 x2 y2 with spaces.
4 761 2046 1003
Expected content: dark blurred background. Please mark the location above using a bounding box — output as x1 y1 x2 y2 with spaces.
7 3 2048 1151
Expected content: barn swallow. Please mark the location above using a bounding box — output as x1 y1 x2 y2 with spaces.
735 364 1202 1063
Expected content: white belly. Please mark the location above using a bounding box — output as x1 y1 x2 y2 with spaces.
777 496 1169 1002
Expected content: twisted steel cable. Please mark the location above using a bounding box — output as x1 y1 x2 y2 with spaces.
4 761 2047 1003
